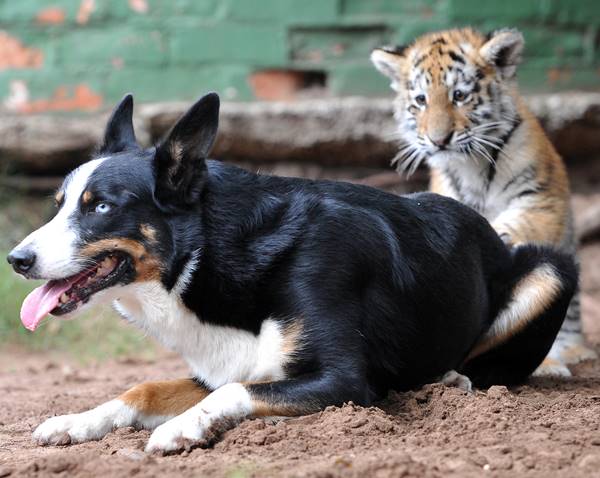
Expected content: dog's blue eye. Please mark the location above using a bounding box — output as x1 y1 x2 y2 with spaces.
95 202 111 214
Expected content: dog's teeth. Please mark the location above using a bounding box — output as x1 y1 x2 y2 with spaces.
95 256 117 278
60 293 69 303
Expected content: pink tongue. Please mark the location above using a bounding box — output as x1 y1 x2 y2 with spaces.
20 279 76 331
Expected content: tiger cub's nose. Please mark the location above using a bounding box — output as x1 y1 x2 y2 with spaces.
429 132 453 148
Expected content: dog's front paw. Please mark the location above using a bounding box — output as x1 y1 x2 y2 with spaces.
145 383 253 454
33 414 79 446
33 412 112 445
33 400 134 446
145 415 204 454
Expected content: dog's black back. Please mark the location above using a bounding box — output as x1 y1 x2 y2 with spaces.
181 163 504 395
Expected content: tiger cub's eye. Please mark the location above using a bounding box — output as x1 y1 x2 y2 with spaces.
415 94 427 106
453 90 467 102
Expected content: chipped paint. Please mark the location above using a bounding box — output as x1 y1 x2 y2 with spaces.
16 85 103 113
36 7 66 25
76 0 95 25
0 31 43 70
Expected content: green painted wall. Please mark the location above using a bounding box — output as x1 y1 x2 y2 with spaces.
0 0 598 110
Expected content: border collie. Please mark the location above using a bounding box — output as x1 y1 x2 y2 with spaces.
7 93 576 454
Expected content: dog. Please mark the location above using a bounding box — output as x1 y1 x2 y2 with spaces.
7 93 577 454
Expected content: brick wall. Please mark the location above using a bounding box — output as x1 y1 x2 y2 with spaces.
0 0 598 111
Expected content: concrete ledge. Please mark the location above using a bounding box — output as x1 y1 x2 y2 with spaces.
1 92 599 175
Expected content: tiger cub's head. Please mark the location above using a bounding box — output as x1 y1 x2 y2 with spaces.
371 27 523 173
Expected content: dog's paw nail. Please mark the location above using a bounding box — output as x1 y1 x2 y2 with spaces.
53 432 71 446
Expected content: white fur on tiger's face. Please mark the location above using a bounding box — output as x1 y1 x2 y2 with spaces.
371 27 523 176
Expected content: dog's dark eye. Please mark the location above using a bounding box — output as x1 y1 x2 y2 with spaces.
415 94 427 106
453 90 468 102
94 202 112 214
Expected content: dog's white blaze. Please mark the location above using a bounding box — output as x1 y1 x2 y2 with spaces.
145 383 252 453
14 157 107 279
112 279 289 390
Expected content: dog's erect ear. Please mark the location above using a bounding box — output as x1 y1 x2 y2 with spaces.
479 29 524 79
99 94 139 155
153 92 220 207
370 45 407 92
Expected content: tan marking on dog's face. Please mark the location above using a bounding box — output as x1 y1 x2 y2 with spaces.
80 238 162 282
140 224 157 243
82 190 93 205
120 379 210 416
54 190 64 206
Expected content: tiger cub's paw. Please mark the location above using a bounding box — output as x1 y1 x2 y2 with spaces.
532 357 572 377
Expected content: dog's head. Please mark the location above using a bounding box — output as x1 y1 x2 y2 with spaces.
7 92 220 331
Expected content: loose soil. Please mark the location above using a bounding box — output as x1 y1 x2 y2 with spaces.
1 350 600 478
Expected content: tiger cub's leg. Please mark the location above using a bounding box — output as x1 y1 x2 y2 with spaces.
492 217 596 377
534 291 597 377
33 378 210 445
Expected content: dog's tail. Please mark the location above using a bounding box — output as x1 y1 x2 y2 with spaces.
461 244 578 388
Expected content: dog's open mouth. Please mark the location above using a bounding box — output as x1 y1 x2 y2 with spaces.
20 252 132 331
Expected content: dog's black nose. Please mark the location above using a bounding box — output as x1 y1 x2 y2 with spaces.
7 248 36 274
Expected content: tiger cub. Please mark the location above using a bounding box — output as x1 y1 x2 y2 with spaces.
371 27 596 376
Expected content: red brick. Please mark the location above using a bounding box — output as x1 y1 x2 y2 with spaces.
36 7 66 25
248 70 307 101
0 31 43 70
18 84 103 113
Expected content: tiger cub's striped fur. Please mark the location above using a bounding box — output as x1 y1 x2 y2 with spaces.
371 27 596 376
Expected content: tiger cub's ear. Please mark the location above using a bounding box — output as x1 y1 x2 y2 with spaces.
479 29 524 79
370 45 407 91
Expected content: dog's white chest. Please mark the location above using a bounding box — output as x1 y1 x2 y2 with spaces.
111 281 288 390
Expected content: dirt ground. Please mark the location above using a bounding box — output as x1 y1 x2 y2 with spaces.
0 350 599 478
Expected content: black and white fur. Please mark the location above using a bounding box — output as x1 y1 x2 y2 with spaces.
8 93 577 453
